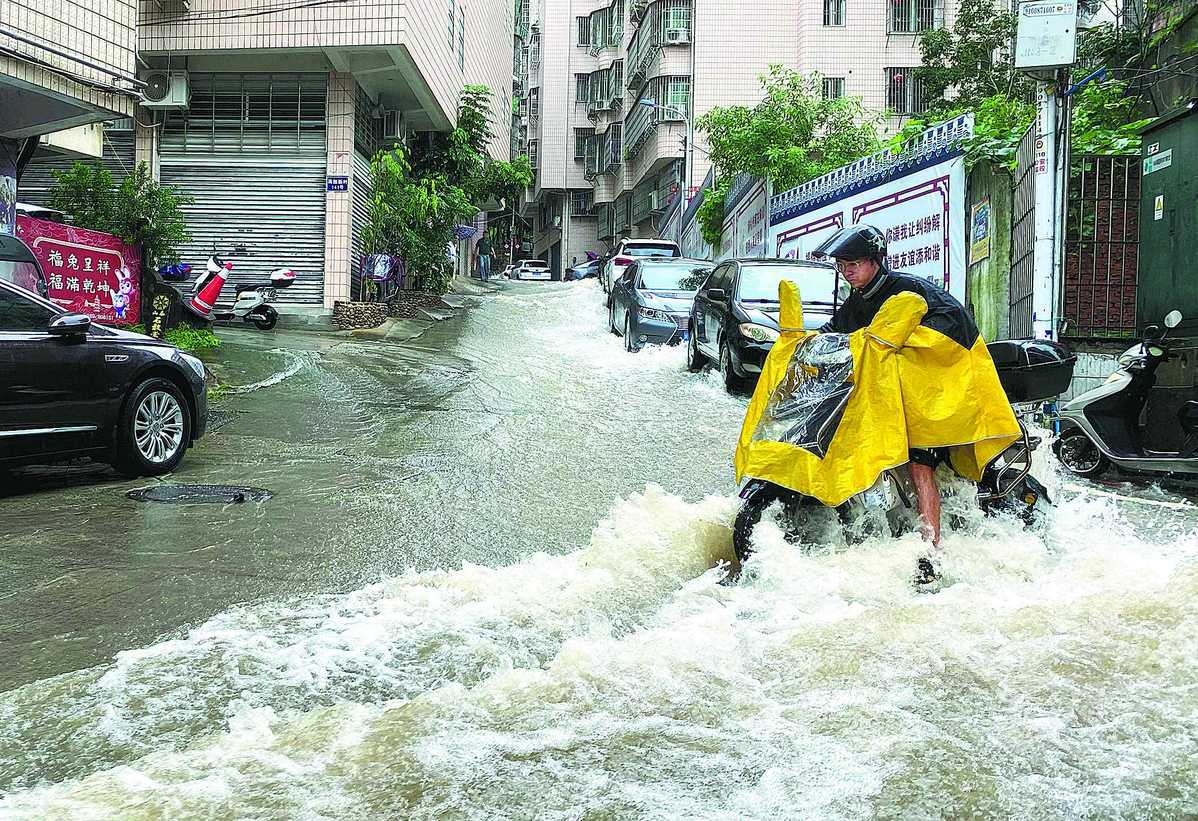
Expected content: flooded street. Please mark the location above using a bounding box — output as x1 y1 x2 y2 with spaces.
2 281 1198 819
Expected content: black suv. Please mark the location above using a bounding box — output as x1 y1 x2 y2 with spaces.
687 258 839 392
0 236 208 476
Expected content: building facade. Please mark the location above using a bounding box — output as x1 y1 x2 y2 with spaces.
515 0 955 265
6 0 514 310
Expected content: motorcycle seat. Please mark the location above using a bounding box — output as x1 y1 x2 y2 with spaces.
234 282 277 293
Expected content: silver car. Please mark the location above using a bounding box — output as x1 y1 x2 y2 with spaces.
608 257 713 352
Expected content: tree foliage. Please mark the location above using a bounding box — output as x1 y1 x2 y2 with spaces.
48 161 193 270
365 84 532 294
915 0 1030 115
695 66 882 246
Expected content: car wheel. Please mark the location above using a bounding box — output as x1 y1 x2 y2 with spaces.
114 377 193 477
625 316 639 353
1053 430 1108 479
686 322 707 372
720 338 748 393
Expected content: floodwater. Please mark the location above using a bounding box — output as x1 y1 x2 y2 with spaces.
2 281 1197 819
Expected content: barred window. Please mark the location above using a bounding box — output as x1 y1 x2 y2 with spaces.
575 73 590 104
571 190 594 215
822 77 845 100
576 16 591 45
458 6 465 70
575 127 594 160
823 0 845 26
885 67 930 115
889 0 942 33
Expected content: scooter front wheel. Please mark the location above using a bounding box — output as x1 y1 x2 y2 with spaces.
1054 430 1108 479
732 481 784 566
249 307 278 331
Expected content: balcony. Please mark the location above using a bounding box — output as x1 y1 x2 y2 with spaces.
626 0 691 88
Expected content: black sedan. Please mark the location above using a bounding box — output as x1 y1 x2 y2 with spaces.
1 239 208 476
687 258 839 392
609 257 713 352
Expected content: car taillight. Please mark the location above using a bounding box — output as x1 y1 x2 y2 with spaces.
614 256 633 266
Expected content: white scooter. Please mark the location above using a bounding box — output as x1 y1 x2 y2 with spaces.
190 252 295 331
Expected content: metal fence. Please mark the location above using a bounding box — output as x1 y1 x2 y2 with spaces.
1009 123 1037 339
1062 155 1140 338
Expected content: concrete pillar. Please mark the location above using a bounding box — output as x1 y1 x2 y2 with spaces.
324 72 356 309
135 119 159 180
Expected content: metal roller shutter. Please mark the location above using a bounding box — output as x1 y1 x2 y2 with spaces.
18 121 136 206
350 151 373 303
161 156 328 306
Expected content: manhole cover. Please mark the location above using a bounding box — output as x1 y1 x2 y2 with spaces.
127 484 273 504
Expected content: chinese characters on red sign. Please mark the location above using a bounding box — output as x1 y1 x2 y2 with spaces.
15 215 141 325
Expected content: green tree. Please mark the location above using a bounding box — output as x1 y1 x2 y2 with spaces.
48 160 192 269
695 66 882 246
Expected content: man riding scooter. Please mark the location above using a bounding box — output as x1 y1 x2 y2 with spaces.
809 225 1022 582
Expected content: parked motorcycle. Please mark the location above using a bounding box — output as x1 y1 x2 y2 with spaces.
732 335 1076 566
189 250 295 331
1054 310 1198 480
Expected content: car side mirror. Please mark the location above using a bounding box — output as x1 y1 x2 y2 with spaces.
1165 310 1183 329
48 312 91 336
707 288 726 301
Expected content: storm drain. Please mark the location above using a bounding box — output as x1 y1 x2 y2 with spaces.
127 484 273 504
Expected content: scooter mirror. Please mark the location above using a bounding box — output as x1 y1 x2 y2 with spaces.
1165 310 1183 329
1144 324 1161 340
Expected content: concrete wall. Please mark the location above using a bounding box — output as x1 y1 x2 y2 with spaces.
965 163 1013 342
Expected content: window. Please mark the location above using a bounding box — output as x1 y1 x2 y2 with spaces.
458 6 465 70
665 77 690 114
575 73 590 104
0 285 55 332
529 87 540 119
571 190 594 215
886 67 929 115
574 127 594 160
822 77 845 100
447 0 455 48
889 0 941 33
576 16 591 45
662 4 691 35
529 140 539 172
823 0 845 26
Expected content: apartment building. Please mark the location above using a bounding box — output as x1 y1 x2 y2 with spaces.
7 0 514 309
515 0 954 265
1 0 140 232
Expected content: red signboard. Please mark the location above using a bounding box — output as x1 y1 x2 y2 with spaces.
14 215 141 325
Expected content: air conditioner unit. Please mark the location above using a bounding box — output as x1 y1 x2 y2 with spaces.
664 28 689 44
140 70 189 109
648 191 660 211
382 110 403 140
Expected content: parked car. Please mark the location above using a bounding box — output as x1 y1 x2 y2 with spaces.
566 259 601 281
601 238 682 297
0 239 208 477
514 259 551 281
501 263 517 279
688 258 839 392
609 257 713 352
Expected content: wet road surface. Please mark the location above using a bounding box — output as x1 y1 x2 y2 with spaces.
2 281 1197 818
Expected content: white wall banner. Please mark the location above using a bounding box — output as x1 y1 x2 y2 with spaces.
720 179 768 263
768 115 973 303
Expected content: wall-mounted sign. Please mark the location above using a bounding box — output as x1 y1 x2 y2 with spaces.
1015 1 1078 70
326 176 349 192
970 197 992 265
1155 195 1165 221
1143 149 1173 176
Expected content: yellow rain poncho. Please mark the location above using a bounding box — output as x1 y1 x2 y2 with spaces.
734 280 1020 507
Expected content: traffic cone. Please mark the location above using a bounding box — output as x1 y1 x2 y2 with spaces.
186 265 228 319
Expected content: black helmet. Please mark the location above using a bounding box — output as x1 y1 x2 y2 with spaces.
812 224 887 264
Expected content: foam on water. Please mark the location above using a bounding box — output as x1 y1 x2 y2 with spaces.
4 479 1197 820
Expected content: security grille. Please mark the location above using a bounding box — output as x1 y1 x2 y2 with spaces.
889 0 942 33
351 151 374 301
885 68 930 115
823 77 845 100
823 0 845 25
1063 155 1140 338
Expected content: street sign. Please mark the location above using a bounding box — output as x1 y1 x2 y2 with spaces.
1143 149 1173 176
1015 1 1077 70
326 176 349 192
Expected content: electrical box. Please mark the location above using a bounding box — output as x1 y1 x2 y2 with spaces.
1137 100 1198 336
1015 1 1078 70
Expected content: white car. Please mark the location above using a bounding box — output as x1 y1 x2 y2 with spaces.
514 259 551 281
601 239 682 296
501 263 517 279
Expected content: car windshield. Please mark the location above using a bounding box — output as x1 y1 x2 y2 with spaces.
737 264 836 304
638 262 710 291
625 245 680 258
524 260 548 267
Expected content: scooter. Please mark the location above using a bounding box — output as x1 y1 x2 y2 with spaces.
733 336 1076 566
1054 310 1198 480
189 251 296 331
